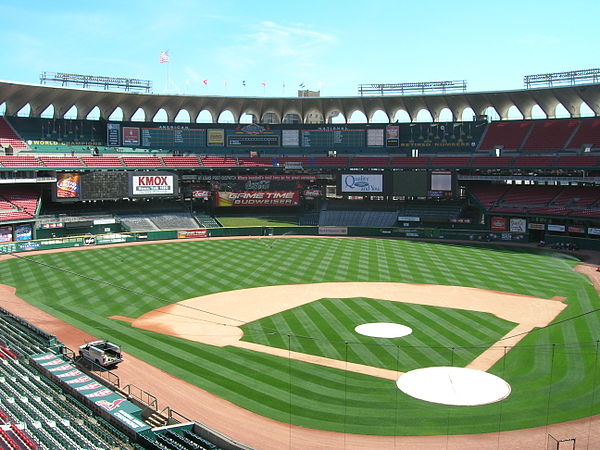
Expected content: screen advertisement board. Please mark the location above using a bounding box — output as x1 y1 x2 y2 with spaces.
490 217 507 231
216 191 299 207
129 172 178 197
340 174 383 193
0 226 12 243
14 224 32 241
107 123 121 146
122 127 140 145
56 173 81 199
509 218 527 233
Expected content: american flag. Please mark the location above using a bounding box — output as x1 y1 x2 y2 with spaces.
159 51 169 63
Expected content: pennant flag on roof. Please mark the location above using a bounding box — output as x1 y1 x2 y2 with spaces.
159 51 169 63
203 80 208 85
261 81 266 86
299 82 305 88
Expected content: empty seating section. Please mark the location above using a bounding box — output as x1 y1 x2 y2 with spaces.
312 156 349 167
194 214 221 228
430 156 471 167
551 186 600 207
0 189 39 223
479 121 531 150
522 119 579 151
120 215 160 232
390 156 430 167
568 118 600 149
397 202 464 221
470 184 600 218
201 156 236 167
0 157 42 168
555 155 600 167
471 156 513 167
80 156 124 167
39 156 83 167
238 157 274 167
319 211 397 227
502 185 561 205
0 118 28 151
146 212 199 230
162 156 201 167
469 185 512 207
122 156 164 167
512 156 556 167
351 157 389 167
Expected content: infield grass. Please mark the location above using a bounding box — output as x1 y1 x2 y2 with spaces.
0 237 598 435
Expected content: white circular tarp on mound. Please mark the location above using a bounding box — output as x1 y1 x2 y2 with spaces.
397 366 511 406
354 322 413 338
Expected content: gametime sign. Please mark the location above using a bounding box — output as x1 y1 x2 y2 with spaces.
216 191 300 207
129 172 177 197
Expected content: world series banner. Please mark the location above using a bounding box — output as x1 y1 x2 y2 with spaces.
216 191 300 207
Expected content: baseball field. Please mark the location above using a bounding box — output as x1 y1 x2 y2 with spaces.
0 237 598 437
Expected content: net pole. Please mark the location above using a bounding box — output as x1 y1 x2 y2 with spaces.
545 344 557 439
496 346 508 449
586 340 600 450
288 334 292 450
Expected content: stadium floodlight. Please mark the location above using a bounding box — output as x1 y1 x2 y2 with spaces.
358 80 467 96
40 72 152 93
523 68 600 89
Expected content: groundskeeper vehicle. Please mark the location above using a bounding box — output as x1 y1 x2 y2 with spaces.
79 340 123 368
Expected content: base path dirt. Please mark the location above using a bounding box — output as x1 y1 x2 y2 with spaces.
0 236 599 449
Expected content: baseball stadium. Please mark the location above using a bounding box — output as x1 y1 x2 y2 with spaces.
0 66 599 450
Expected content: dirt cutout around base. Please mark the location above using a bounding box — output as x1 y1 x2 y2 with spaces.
112 282 566 379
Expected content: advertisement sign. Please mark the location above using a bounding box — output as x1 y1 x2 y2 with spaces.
192 190 211 199
207 129 225 146
41 222 64 229
398 216 420 222
177 229 208 239
509 218 527 233
386 125 400 147
588 227 600 236
0 226 12 243
567 226 585 234
56 173 81 199
216 191 300 207
129 172 177 196
341 174 383 193
547 224 566 232
17 241 40 251
318 226 348 236
528 223 545 230
490 217 507 232
122 127 140 146
14 224 32 241
303 188 322 198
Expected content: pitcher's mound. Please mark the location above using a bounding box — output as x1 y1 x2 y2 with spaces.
397 366 511 406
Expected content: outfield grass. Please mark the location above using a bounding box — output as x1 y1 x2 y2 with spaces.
216 215 299 227
0 238 598 435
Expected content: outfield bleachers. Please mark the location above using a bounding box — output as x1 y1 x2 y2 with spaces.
147 212 199 230
319 210 397 227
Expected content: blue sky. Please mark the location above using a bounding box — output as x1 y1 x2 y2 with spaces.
1 1 598 98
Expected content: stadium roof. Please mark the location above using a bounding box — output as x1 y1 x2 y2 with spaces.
0 80 598 123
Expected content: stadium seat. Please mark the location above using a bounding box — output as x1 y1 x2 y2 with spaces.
479 121 531 151
521 119 579 152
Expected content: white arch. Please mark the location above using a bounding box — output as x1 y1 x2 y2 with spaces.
0 102 6 116
152 108 168 122
174 110 191 123
330 111 346 124
555 103 570 119
461 107 476 122
531 105 547 119
580 102 594 117
217 110 235 123
438 108 453 122
370 110 389 123
393 109 411 123
507 105 523 120
348 110 367 123
64 105 77 119
86 106 101 120
130 108 145 122
108 107 124 121
283 113 301 124
196 110 213 123
40 104 54 118
239 113 253 124
485 106 500 121
415 109 433 122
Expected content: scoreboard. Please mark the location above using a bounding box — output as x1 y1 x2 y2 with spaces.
141 127 206 149
301 128 366 148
